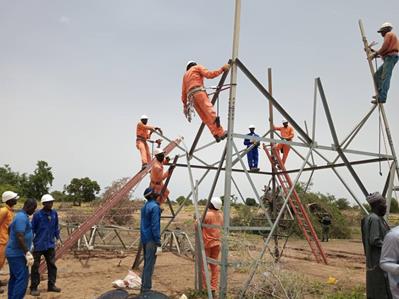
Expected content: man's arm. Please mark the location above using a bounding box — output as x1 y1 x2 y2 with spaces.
199 65 226 79
380 232 399 275
0 209 7 227
14 216 29 253
150 205 161 246
368 218 384 247
31 213 38 236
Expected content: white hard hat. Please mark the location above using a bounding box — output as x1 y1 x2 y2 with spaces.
210 197 222 210
2 191 19 203
186 60 196 68
154 148 164 156
282 119 288 123
378 22 393 32
41 194 55 203
248 124 255 129
140 114 148 119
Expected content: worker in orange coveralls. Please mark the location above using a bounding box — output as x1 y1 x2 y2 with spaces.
150 148 170 205
0 191 18 294
181 61 230 142
201 197 223 297
273 120 295 165
136 115 162 170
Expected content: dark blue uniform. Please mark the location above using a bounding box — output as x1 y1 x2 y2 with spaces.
244 132 259 169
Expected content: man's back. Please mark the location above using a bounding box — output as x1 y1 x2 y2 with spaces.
140 200 161 244
202 209 223 248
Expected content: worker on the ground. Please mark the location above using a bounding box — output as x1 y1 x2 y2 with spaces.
150 148 171 205
181 61 230 142
136 115 163 170
30 194 61 296
0 191 18 294
5 198 37 299
370 22 399 104
320 213 332 242
273 120 295 165
361 192 392 299
380 225 399 298
140 188 161 293
244 125 260 171
201 197 224 297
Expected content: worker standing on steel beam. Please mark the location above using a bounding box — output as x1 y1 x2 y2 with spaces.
0 191 18 294
181 61 230 142
273 120 295 165
370 22 399 104
140 188 161 293
30 194 61 296
150 148 170 205
244 125 260 171
201 197 224 297
361 192 392 299
5 198 37 299
136 115 163 170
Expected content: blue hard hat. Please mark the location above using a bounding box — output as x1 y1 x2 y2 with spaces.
144 187 154 198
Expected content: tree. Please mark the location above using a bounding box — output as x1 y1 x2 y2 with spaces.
176 195 192 206
51 190 68 202
335 197 350 210
0 164 28 194
23 161 54 199
64 177 100 206
245 197 257 206
390 198 399 213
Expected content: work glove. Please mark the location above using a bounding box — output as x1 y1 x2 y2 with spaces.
25 251 34 267
165 156 171 163
155 246 162 256
222 64 230 72
154 127 163 135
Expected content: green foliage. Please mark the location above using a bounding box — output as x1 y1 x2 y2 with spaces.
335 197 350 210
50 190 68 201
0 164 27 194
323 287 365 299
176 195 192 206
197 198 208 206
390 198 399 213
245 197 257 206
22 160 54 199
64 177 100 206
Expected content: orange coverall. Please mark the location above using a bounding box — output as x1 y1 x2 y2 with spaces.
274 125 295 165
201 209 224 291
150 159 169 204
0 205 14 269
136 122 154 165
181 65 225 138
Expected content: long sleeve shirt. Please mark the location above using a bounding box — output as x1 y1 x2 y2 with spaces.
0 205 14 245
381 226 399 298
181 65 224 106
140 199 161 245
244 132 260 148
31 209 60 252
136 122 154 140
378 32 399 58
274 126 294 141
202 209 224 248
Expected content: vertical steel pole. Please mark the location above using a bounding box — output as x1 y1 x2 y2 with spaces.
220 1 241 297
385 161 396 222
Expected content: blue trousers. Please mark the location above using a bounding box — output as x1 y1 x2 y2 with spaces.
374 55 398 102
141 242 157 292
247 148 259 169
7 256 29 299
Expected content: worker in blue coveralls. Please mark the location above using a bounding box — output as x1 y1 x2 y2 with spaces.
244 125 260 171
30 194 61 296
140 187 161 293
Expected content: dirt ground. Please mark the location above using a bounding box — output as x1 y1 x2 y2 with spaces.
0 238 366 299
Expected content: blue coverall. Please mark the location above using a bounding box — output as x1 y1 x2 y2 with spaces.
244 132 259 169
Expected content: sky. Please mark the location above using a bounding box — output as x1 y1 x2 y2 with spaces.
1 1 398 205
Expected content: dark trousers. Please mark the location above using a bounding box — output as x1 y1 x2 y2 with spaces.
30 248 57 290
141 242 157 292
7 256 29 299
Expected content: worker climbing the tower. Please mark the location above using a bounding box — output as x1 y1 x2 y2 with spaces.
136 115 163 170
181 61 230 142
201 197 224 297
244 125 260 171
369 22 399 104
150 148 171 205
273 120 295 165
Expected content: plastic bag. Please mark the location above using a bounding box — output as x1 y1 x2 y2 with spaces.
112 270 142 289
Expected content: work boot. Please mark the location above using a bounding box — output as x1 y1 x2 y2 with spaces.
0 288 4 294
214 135 221 143
30 289 40 296
141 163 148 170
220 131 228 140
48 285 61 293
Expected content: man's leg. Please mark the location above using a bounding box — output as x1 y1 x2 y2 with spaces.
253 149 259 169
194 93 225 138
374 64 383 97
144 142 151 165
136 141 149 166
379 55 399 102
202 247 211 290
30 251 42 292
141 242 157 292
282 145 291 165
8 256 29 299
209 245 221 291
44 248 59 291
274 144 283 163
0 244 6 291
247 151 253 169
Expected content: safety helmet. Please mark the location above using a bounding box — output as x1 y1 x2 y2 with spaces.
41 194 55 203
2 191 19 203
378 22 393 32
186 60 197 68
154 148 164 156
140 114 148 120
282 119 288 124
143 187 154 199
210 197 222 210
248 125 255 129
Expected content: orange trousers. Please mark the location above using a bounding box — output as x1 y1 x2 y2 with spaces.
201 245 220 291
193 92 225 138
150 183 169 205
0 244 6 269
275 143 291 165
136 140 151 165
